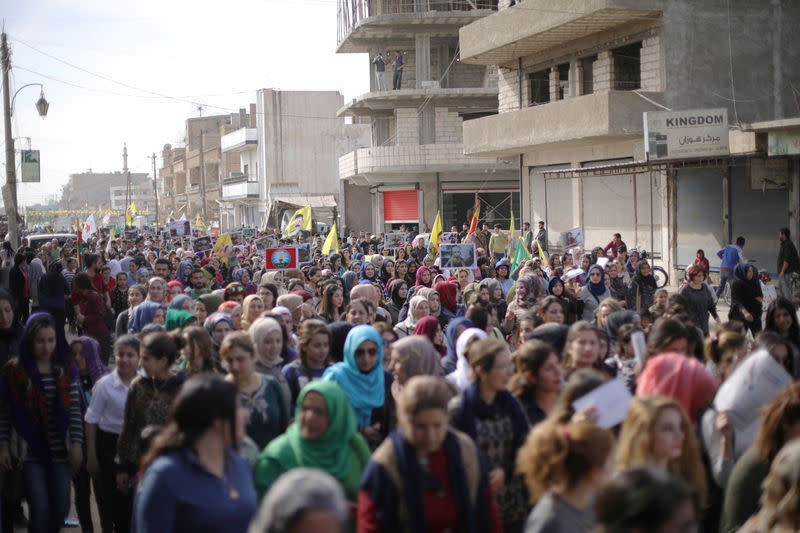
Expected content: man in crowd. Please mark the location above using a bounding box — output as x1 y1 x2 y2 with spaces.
603 232 626 258
777 227 800 300
716 236 746 298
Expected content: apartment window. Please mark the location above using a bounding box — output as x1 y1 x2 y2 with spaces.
243 164 249 177
528 70 550 106
613 42 642 90
581 55 596 95
556 63 570 99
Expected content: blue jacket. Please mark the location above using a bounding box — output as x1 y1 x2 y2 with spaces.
717 245 744 271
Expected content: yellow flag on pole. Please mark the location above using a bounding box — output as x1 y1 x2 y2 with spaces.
322 223 339 255
508 210 515 257
282 205 312 237
213 232 233 264
430 211 443 255
195 213 207 231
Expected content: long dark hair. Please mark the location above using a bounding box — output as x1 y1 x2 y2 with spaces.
141 374 237 470
318 283 345 323
43 261 64 297
510 340 558 398
765 297 800 342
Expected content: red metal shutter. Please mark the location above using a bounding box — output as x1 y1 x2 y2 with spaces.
383 190 419 222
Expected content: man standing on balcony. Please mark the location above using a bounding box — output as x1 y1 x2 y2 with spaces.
373 52 387 91
392 50 405 90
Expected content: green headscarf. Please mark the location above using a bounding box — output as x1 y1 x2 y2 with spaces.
164 309 195 331
263 380 365 480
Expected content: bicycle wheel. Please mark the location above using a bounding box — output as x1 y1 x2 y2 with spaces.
652 266 669 289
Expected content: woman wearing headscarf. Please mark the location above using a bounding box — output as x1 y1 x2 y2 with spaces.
501 275 541 342
127 300 165 334
359 262 379 286
446 327 488 392
204 312 233 370
378 259 395 287
165 281 184 303
415 265 433 289
435 280 462 325
442 317 473 375
627 260 658 315
253 380 371 504
580 264 612 322
198 293 224 317
168 294 193 313
232 268 257 296
249 317 292 407
729 262 763 336
547 276 581 325
176 260 194 287
241 294 265 331
404 259 418 287
164 309 197 332
388 335 445 417
393 295 430 339
412 316 447 358
385 279 408 325
323 325 392 448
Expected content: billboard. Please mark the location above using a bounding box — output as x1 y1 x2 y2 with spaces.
21 150 40 183
644 108 728 160
767 129 800 156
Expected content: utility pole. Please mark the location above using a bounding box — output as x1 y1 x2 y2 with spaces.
150 152 159 225
199 129 207 221
2 33 19 246
123 143 130 226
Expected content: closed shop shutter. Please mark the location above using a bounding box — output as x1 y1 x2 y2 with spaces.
383 190 419 223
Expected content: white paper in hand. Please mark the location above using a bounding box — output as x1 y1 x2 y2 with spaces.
572 378 633 429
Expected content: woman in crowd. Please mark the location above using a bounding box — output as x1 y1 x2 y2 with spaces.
218 301 243 331
721 382 800 533
128 300 165 335
446 327 488 392
323 325 390 448
594 298 623 330
0 313 83 533
358 376 502 533
509 340 562 427
134 375 257 533
536 296 566 326
412 316 446 358
436 280 461 325
254 380 371 505
452 338 530 532
502 276 540 341
616 396 708 507
224 282 246 304
393 295 429 338
580 264 611 322
220 332 289 450
385 280 407 325
359 262 378 286
679 264 720 336
547 277 581 325
415 265 433 289
38 261 70 334
729 262 763 336
703 330 747 382
387 335 444 411
404 259 418 287
85 335 140 533
318 283 345 324
763 297 800 376
241 295 265 331
248 317 291 406
177 326 219 376
257 281 278 312
204 312 233 368
281 319 331 406
627 261 658 314
516 420 615 533
116 332 185 496
345 297 373 326
75 272 114 364
116 284 146 337
0 289 21 368
562 321 606 379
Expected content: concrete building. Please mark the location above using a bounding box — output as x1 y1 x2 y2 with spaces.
159 114 242 224
60 171 150 211
219 90 370 231
109 184 155 212
335 0 519 233
459 0 800 276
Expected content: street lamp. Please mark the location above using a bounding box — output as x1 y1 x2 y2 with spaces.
2 30 50 247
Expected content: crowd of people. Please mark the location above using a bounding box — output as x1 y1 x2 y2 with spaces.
0 224 799 533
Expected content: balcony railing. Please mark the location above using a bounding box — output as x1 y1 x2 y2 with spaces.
338 0 497 44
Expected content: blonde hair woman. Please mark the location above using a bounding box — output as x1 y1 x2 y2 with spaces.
616 395 707 507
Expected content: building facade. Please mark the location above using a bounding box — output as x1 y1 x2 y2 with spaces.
60 171 150 211
336 0 519 234
459 0 800 276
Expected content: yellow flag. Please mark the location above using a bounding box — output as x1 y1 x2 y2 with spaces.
130 201 137 214
195 213 207 231
282 205 312 237
508 210 515 256
213 232 233 264
321 223 339 255
536 238 549 263
430 211 442 255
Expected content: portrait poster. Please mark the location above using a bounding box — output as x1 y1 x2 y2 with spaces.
169 220 192 237
561 227 583 249
441 232 459 245
384 232 406 249
439 243 477 269
265 248 298 270
193 236 213 252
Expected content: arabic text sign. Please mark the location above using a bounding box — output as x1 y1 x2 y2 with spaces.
768 129 800 156
644 108 729 160
21 150 41 183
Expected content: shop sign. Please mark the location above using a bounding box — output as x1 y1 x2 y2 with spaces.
644 108 729 160
767 129 800 156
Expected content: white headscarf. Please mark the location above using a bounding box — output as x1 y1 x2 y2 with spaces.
446 327 488 391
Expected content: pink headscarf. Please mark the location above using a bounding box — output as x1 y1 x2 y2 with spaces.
637 352 719 423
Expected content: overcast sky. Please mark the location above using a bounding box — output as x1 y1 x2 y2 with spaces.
3 0 369 206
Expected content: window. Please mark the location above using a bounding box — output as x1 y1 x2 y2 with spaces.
556 63 570 99
613 42 642 90
528 69 550 106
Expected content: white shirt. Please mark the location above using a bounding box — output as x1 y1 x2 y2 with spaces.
84 369 131 435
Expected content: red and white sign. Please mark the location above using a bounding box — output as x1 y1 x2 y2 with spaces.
265 248 298 270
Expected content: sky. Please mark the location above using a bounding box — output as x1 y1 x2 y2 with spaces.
2 0 369 207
